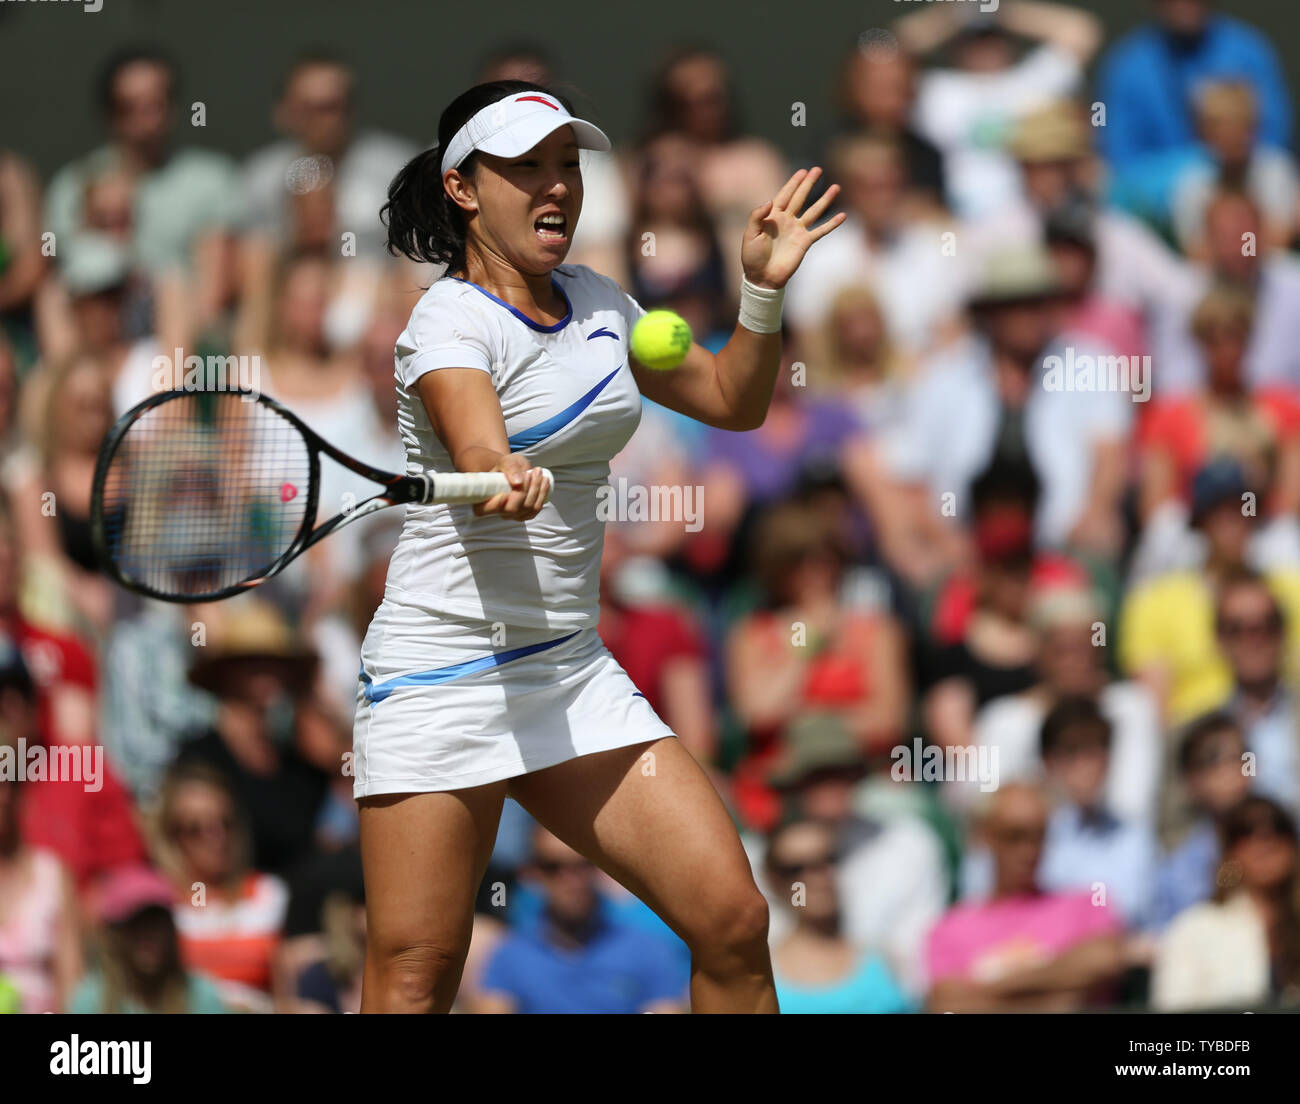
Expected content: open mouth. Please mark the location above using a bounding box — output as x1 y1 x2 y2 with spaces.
534 213 568 242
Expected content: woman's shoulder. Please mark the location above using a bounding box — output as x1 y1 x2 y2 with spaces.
400 277 504 351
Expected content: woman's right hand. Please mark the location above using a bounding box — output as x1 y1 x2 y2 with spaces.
474 453 549 521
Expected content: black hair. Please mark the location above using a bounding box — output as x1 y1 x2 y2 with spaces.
97 46 179 117
971 457 1041 519
1178 711 1244 775
1039 695 1111 758
381 80 575 274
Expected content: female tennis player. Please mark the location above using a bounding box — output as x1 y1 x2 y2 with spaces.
360 79 845 1013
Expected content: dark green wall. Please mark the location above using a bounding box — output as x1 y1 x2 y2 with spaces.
2 0 1297 179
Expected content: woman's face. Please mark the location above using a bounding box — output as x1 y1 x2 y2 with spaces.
1231 824 1297 892
665 55 730 142
767 821 840 922
276 258 329 353
637 136 698 222
169 782 235 881
1199 320 1249 390
832 299 885 367
120 908 175 978
454 127 583 278
61 363 114 454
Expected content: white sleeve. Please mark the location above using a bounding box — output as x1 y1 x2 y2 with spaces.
578 264 647 332
1006 44 1083 101
399 293 495 387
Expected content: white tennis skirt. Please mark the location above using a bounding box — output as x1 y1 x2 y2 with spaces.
352 594 676 797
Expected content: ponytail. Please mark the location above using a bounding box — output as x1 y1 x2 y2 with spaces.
381 145 476 271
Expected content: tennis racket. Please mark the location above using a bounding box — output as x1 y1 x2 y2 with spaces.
90 387 552 602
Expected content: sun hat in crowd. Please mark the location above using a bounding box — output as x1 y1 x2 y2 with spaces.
1010 100 1092 164
769 713 866 791
90 864 175 925
969 244 1063 309
187 597 318 697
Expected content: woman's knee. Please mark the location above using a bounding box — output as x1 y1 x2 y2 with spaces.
681 880 771 966
367 938 467 1011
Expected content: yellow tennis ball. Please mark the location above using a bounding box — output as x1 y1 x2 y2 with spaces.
631 310 692 372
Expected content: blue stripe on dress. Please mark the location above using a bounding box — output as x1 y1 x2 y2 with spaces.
361 630 581 705
508 366 622 450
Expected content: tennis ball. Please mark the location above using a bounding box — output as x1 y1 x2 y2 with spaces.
631 310 692 372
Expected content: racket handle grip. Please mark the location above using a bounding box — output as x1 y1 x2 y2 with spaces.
422 467 554 505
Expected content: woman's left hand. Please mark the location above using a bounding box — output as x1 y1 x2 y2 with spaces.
740 167 847 290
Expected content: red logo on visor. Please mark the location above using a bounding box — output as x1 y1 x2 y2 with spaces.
515 95 559 110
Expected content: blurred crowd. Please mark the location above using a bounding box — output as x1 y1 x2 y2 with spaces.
4 0 1300 1014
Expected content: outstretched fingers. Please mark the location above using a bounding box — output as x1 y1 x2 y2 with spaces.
800 181 841 226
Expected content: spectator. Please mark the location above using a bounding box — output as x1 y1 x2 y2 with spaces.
0 152 49 369
919 491 1042 756
807 284 912 435
242 54 415 264
176 598 333 875
1097 0 1291 168
1213 572 1300 812
895 0 1102 219
1153 189 1300 394
1033 698 1159 927
622 132 730 343
44 48 242 333
1139 285 1300 528
746 714 948 995
474 827 687 1013
988 99 1192 335
598 526 714 765
1152 713 1251 927
926 782 1135 1011
154 762 288 1013
1042 202 1146 367
969 581 1161 825
879 244 1131 575
0 495 146 887
99 600 219 801
762 817 912 1013
784 132 964 358
0 661 82 1013
71 864 226 1014
643 46 788 290
726 501 908 829
1152 795 1300 1009
824 34 945 212
291 887 365 1014
1120 464 1300 723
6 352 118 636
1170 82 1299 254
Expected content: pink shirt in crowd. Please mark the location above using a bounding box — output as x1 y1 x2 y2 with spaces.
925 891 1119 986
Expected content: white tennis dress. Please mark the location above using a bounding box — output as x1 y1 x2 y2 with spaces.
352 264 677 796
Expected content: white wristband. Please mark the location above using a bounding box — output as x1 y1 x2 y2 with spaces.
738 277 785 335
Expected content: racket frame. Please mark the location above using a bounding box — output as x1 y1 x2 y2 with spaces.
93 388 465 603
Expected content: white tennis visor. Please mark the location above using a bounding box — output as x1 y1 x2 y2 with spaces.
439 90 611 175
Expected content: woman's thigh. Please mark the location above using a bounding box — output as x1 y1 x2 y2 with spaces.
358 783 507 963
506 737 763 942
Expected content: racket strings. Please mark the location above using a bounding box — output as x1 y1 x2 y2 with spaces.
99 394 312 598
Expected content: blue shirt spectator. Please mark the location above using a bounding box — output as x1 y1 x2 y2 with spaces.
480 911 687 1014
1151 819 1219 929
1098 13 1291 166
